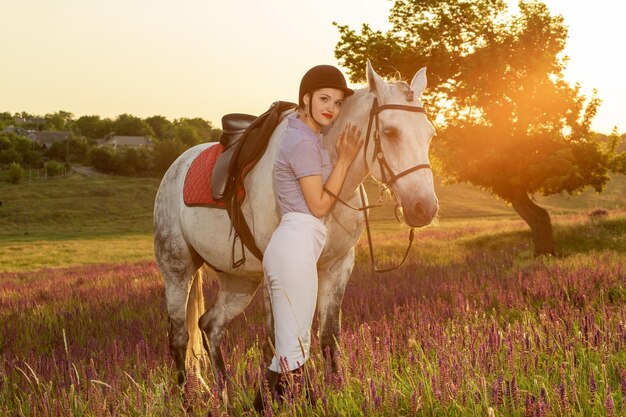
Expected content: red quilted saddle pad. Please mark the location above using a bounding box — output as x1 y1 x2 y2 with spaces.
183 144 227 207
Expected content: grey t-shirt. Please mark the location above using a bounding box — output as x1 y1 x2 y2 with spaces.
274 114 332 217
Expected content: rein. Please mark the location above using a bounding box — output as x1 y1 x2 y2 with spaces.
325 97 430 273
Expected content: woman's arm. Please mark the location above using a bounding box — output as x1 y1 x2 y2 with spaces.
299 124 362 218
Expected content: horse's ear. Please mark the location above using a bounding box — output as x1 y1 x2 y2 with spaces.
366 59 388 95
411 67 427 97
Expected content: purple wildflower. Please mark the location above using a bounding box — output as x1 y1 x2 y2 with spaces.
589 373 597 407
524 394 535 417
605 388 615 417
492 374 503 406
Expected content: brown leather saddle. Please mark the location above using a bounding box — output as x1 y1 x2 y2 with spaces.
211 113 257 201
209 101 297 267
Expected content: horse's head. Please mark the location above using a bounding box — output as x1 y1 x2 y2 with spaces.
358 61 438 227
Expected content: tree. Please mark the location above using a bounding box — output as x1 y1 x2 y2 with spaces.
175 124 201 147
0 112 13 126
0 146 22 167
0 134 16 164
0 132 43 168
45 137 90 164
145 115 174 139
75 115 113 139
89 146 118 174
112 114 155 137
152 139 186 175
115 147 151 176
175 117 220 142
44 111 74 131
335 0 625 255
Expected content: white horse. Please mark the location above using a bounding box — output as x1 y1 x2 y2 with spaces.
153 61 438 392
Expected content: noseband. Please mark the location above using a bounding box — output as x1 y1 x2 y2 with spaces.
363 97 431 187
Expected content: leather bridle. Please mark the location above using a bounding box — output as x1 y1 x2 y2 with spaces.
364 97 431 187
325 97 432 273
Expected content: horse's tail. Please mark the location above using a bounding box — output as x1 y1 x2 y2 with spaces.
185 267 206 372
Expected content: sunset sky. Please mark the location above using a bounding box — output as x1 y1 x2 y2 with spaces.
1 0 624 134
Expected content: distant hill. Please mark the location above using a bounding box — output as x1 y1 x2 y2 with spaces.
0 170 624 241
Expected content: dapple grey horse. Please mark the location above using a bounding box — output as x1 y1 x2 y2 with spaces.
153 61 438 394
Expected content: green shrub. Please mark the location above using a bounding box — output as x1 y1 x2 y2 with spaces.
6 162 25 184
45 160 66 177
117 147 151 176
89 146 117 174
45 137 91 164
152 139 186 175
0 132 44 168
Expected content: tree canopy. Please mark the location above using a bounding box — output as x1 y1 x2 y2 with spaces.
0 111 223 178
335 0 625 254
75 115 113 139
112 114 156 137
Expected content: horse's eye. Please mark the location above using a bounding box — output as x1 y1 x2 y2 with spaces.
383 127 398 139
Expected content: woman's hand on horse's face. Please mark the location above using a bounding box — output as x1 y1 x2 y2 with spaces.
336 123 363 162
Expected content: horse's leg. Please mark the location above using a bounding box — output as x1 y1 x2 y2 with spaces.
155 225 204 386
317 248 355 373
260 286 275 365
198 272 261 395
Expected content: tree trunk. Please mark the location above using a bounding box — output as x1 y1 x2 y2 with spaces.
510 191 555 256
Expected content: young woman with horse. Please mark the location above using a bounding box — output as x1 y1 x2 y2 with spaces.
253 65 363 410
153 60 438 411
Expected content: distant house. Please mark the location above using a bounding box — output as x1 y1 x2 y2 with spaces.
27 131 72 148
1 126 32 136
100 135 154 150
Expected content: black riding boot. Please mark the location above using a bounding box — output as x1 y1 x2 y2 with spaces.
301 368 316 405
252 369 282 413
252 366 316 413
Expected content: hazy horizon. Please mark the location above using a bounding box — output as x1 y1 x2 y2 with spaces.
1 0 624 134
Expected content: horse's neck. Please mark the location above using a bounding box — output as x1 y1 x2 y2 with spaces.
322 91 370 199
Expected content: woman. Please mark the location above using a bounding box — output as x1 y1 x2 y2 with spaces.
254 65 363 410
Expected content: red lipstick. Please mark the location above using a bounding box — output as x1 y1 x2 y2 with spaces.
322 113 333 119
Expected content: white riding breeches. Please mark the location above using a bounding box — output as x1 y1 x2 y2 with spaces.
263 212 327 372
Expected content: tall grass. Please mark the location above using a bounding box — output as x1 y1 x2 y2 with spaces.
0 234 155 273
1 216 624 416
2 173 624 242
0 174 159 241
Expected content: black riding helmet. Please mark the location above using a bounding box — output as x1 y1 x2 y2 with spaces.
298 65 354 108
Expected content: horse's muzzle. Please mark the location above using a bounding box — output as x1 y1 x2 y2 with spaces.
403 197 439 227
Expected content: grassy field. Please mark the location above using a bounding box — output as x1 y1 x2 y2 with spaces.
1 214 624 416
0 173 159 242
0 172 624 416
0 234 154 272
0 173 160 272
1 171 624 272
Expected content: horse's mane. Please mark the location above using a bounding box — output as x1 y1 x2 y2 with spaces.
350 74 413 97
